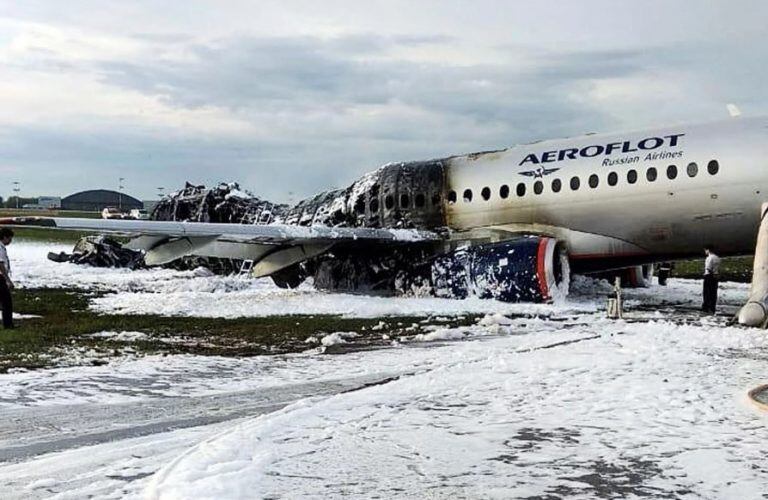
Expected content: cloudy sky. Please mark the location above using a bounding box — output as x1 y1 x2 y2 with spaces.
1 1 766 202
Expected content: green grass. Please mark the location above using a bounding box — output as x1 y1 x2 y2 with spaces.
0 209 100 219
1 209 101 243
671 256 753 283
11 227 96 244
1 288 482 372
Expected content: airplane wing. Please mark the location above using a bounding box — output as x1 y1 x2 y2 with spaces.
0 217 443 277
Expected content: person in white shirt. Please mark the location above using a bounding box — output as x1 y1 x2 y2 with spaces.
702 245 721 314
0 228 14 329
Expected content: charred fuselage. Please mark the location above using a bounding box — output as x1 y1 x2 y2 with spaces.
149 159 569 302
281 160 447 230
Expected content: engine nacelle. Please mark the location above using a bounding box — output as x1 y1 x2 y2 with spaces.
431 237 570 302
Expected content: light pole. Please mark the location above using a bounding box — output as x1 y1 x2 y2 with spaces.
12 182 20 209
118 177 125 211
157 187 165 199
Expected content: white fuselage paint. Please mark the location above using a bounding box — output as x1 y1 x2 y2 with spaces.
443 117 768 264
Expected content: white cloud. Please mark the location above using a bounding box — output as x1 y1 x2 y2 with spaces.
0 69 256 135
1 21 144 62
569 72 719 128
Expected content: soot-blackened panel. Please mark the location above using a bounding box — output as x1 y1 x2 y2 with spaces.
280 160 446 230
375 161 446 229
153 159 447 231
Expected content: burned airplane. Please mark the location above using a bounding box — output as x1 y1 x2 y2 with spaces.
4 116 767 303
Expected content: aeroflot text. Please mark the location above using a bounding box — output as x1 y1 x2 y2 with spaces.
518 134 685 166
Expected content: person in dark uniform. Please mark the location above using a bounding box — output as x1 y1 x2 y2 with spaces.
702 245 720 314
0 228 14 329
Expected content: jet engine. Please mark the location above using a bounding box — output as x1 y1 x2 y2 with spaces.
431 236 570 302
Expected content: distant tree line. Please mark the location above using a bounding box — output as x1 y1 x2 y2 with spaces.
1 196 39 208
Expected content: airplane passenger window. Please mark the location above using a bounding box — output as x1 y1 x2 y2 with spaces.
448 191 457 204
570 176 580 190
687 162 698 177
415 193 425 208
589 174 599 188
646 167 657 182
516 183 526 197
385 195 395 209
481 187 491 201
534 180 544 195
463 189 473 202
400 193 410 208
608 172 618 186
500 184 510 199
708 160 719 175
551 178 562 193
667 165 678 180
627 170 638 184
370 199 379 213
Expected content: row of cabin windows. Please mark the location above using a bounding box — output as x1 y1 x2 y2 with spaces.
447 160 720 204
363 192 442 215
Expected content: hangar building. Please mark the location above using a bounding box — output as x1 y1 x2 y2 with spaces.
61 190 143 212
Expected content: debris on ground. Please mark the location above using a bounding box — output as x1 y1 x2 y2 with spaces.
50 183 287 274
48 235 145 270
51 236 243 274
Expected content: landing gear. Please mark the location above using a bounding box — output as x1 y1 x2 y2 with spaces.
593 265 654 288
622 264 654 288
738 202 768 327
657 262 673 286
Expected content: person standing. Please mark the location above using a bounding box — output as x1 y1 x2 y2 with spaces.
702 246 721 314
0 228 14 329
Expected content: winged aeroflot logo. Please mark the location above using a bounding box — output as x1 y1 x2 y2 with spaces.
518 166 560 178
